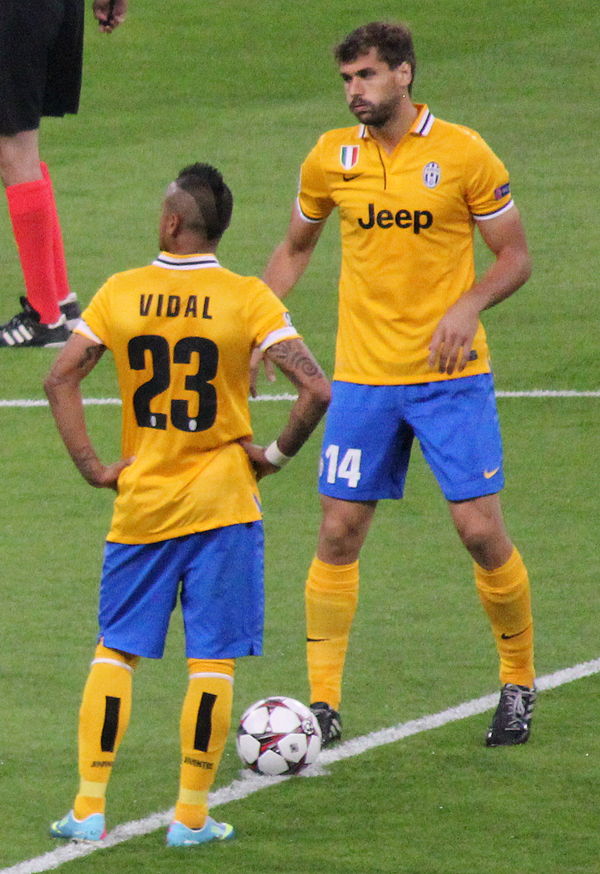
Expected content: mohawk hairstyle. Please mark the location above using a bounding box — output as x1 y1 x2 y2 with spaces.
176 162 233 241
334 22 416 92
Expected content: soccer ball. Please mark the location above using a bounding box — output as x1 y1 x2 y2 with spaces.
236 696 322 776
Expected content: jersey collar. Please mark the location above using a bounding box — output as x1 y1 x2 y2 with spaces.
411 104 435 136
358 103 435 140
153 252 220 270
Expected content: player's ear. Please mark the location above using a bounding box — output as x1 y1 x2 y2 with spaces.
165 210 183 238
394 61 413 88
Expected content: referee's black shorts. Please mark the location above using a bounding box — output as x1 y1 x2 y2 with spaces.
0 0 85 136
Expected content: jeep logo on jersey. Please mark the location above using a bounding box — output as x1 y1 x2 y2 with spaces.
423 161 441 188
340 145 359 170
357 203 434 233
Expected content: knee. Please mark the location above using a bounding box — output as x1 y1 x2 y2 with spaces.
450 495 514 570
456 519 490 561
318 513 364 563
454 517 512 569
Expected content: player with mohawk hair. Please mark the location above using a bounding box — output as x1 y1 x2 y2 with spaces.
45 162 329 846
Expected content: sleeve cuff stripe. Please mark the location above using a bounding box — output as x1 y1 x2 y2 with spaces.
472 199 515 221
296 197 325 224
259 327 299 351
74 320 104 345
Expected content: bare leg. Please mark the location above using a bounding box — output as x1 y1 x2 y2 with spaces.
0 130 42 186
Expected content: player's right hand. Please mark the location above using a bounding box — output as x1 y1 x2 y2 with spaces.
93 0 128 33
428 296 480 375
87 457 134 490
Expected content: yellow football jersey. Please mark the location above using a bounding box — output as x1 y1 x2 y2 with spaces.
297 104 514 384
77 253 299 544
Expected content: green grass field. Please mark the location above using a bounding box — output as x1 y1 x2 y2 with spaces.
1 1 598 872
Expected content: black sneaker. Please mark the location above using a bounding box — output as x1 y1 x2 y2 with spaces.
486 683 536 747
310 702 342 748
0 297 69 348
59 293 82 330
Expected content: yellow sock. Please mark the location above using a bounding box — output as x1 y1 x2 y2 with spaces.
474 547 535 687
174 658 234 830
73 643 138 819
305 556 359 710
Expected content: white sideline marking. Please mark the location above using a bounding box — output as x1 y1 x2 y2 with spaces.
3 657 600 874
0 389 599 409
0 396 290 408
496 390 600 398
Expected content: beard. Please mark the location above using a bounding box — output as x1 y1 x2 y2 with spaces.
349 95 398 127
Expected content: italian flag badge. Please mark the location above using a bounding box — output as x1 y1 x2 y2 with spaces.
340 145 359 170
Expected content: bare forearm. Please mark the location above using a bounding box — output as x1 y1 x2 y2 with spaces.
277 385 329 457
466 246 532 313
263 241 312 299
44 377 103 485
267 340 330 456
243 338 330 478
44 336 131 488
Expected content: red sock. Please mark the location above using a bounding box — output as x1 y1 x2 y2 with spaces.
40 162 71 305
6 176 61 324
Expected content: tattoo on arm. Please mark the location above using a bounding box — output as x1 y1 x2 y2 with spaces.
266 339 322 385
45 343 106 394
77 343 106 373
265 338 330 458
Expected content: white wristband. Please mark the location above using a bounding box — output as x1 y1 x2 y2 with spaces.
264 440 292 468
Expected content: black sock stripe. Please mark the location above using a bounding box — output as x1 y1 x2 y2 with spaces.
194 692 217 752
101 696 121 752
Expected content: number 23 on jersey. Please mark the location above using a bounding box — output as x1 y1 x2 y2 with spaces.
129 334 218 433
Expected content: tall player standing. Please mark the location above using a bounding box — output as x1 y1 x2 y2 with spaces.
263 22 535 747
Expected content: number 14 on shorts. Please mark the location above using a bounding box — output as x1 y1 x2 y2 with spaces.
323 444 362 488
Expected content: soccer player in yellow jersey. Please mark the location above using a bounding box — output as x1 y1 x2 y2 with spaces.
263 22 536 747
44 163 330 846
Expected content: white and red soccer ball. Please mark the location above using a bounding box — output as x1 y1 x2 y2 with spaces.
236 696 322 776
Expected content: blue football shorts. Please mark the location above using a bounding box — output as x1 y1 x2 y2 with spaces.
318 374 504 502
98 521 264 659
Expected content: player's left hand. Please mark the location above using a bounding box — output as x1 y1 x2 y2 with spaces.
249 347 276 398
428 296 480 374
240 441 281 480
93 0 128 33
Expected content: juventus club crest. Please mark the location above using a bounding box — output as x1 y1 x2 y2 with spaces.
340 145 360 170
423 161 441 188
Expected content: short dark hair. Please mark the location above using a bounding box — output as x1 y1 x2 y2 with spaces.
334 22 416 91
176 162 233 241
